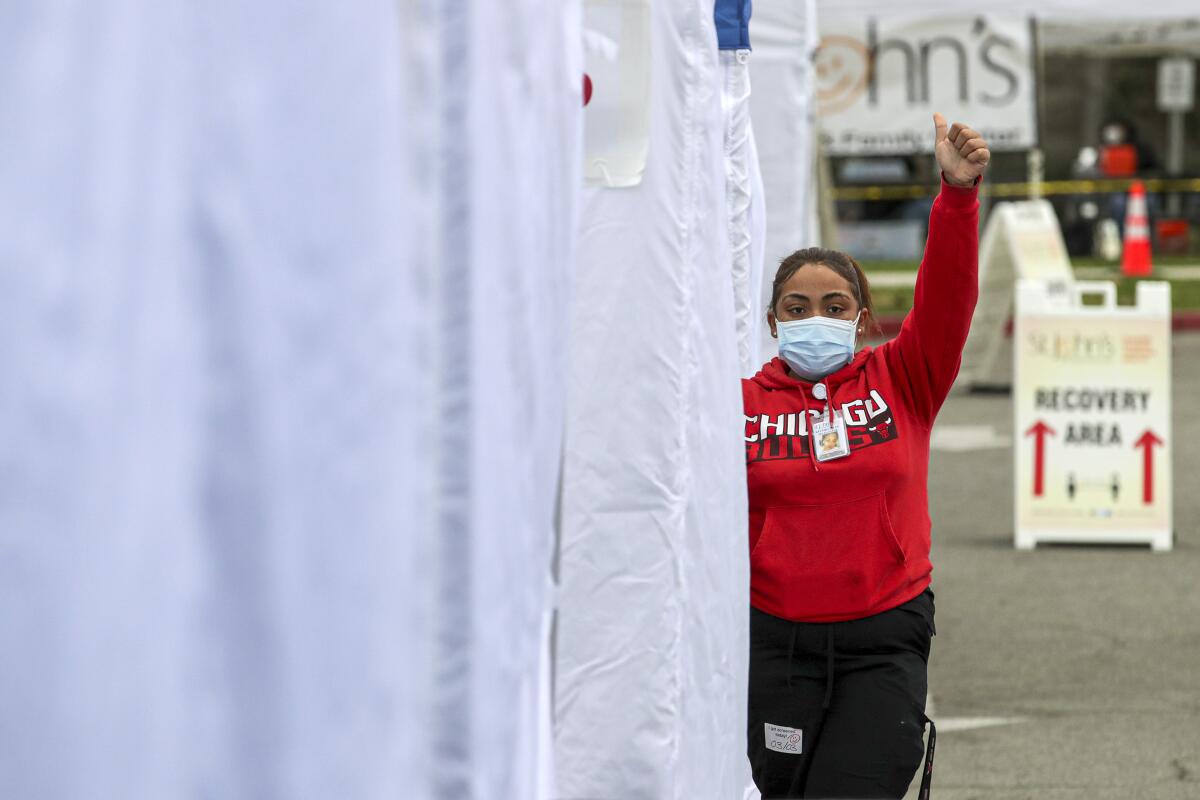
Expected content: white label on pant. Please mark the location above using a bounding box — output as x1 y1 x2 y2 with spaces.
765 723 803 754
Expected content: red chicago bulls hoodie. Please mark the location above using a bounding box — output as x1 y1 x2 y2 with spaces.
743 177 979 622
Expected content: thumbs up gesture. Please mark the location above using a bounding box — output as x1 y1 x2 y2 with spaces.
933 112 989 187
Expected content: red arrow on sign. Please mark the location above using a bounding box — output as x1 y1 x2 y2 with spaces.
1025 420 1056 497
1133 429 1164 504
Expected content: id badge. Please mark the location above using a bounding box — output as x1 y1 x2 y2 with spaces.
811 411 850 462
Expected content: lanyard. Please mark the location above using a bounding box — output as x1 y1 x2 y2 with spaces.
918 715 937 800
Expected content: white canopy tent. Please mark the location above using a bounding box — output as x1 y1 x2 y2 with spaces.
815 0 1200 55
817 0 1199 20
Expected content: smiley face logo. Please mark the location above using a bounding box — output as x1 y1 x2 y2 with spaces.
815 35 869 116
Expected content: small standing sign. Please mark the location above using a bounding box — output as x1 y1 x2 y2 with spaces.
1014 279 1172 550
1157 57 1196 113
958 200 1075 389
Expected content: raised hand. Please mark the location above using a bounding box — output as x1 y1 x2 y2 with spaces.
933 112 989 187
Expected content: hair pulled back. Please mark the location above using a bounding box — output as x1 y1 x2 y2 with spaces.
769 247 880 336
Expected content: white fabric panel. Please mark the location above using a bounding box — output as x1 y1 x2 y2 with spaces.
746 121 768 370
1 2 420 798
0 2 580 799
398 7 440 800
396 4 441 791
439 1 581 798
722 49 767 377
556 1 750 797
748 0 820 358
0 10 202 797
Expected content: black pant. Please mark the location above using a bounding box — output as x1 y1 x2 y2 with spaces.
747 589 935 799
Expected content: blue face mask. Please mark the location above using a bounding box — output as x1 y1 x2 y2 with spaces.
776 313 860 380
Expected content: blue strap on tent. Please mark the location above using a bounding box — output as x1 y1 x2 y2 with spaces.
714 0 751 50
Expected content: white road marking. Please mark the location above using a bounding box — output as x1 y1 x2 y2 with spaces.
867 272 919 288
927 692 1026 733
930 424 1011 452
1077 265 1200 280
935 716 1025 732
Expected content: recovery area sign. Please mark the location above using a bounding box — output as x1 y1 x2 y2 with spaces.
1014 280 1172 550
814 13 1036 155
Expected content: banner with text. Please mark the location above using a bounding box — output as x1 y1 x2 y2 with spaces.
815 14 1036 155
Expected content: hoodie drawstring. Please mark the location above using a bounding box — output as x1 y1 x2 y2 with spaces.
798 389 820 473
785 625 798 688
800 374 844 473
786 623 835 709
822 626 836 709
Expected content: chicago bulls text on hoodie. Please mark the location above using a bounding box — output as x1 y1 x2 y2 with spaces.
743 178 979 623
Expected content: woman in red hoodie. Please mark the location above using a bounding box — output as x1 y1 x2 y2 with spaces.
744 114 988 799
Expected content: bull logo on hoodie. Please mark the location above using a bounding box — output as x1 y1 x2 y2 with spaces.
864 406 894 445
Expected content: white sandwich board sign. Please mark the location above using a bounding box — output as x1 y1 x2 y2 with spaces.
958 200 1075 389
1014 279 1172 551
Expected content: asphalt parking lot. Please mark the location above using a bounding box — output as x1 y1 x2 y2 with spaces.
905 331 1200 799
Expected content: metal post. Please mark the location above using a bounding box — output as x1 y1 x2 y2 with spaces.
1027 148 1044 200
816 138 839 249
1081 58 1108 155
1166 109 1184 217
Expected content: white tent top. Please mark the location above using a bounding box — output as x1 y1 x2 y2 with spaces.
815 1 1200 55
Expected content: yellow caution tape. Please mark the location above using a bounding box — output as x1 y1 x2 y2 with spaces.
832 178 1200 202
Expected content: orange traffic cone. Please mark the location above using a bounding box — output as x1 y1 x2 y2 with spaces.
1120 180 1152 276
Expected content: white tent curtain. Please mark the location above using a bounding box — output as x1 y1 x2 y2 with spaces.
555 1 751 798
0 1 580 799
747 0 821 359
429 1 582 797
2 3 423 797
723 48 769 376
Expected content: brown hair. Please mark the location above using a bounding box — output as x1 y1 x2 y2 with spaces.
769 247 880 336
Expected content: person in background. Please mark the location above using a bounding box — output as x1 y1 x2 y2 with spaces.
1096 116 1159 179
1098 117 1161 239
742 113 988 799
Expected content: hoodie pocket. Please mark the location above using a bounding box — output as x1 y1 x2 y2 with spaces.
751 493 907 619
